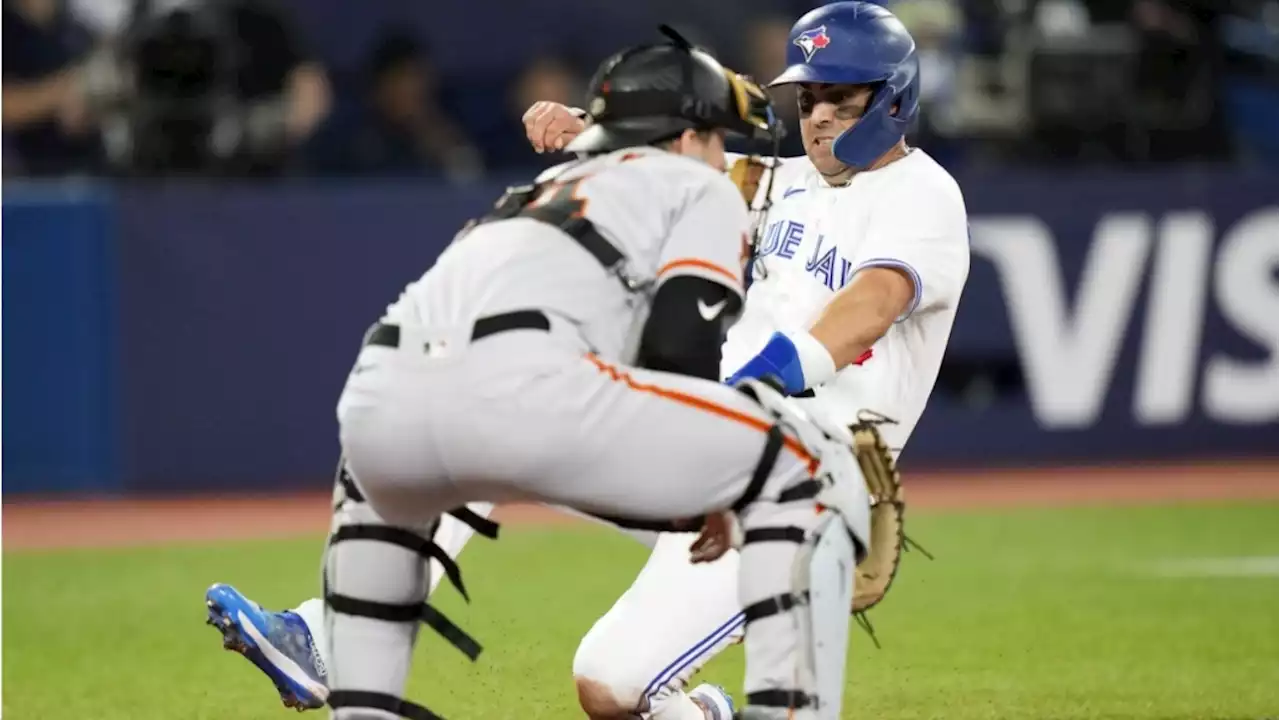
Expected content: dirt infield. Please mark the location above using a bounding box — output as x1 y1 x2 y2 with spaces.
4 461 1275 551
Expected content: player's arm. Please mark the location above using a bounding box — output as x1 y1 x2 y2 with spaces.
637 276 741 380
808 267 914 367
727 186 969 394
724 271 913 394
639 175 751 380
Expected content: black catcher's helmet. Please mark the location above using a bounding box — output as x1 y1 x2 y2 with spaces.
565 26 778 154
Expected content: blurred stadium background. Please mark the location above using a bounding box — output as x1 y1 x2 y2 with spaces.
2 0 1277 718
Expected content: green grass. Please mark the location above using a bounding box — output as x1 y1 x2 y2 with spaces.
4 502 1277 719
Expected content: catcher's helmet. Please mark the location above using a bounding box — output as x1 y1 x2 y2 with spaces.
769 1 920 170
566 26 777 154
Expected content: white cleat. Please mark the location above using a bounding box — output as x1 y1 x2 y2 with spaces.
689 683 735 720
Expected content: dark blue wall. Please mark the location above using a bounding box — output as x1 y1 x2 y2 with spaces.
4 169 1277 495
3 184 119 494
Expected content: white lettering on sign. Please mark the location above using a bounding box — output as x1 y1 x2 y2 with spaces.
1204 209 1279 423
970 208 1279 429
971 214 1151 428
1134 212 1214 425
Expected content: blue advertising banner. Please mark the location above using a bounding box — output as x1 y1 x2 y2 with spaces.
3 168 1276 495
111 182 483 492
2 183 120 494
916 170 1278 465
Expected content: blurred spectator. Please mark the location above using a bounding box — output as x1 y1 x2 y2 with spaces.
66 0 132 39
511 55 580 112
1216 0 1278 161
108 0 330 176
744 16 790 83
2 0 106 176
483 54 583 170
11 0 1263 178
744 16 805 157
890 0 965 163
960 0 1010 56
233 0 330 156
1136 0 1233 161
336 32 482 181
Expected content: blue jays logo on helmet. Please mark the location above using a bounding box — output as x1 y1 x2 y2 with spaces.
792 25 831 63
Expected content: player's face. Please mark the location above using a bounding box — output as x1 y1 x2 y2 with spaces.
797 83 873 179
674 128 727 172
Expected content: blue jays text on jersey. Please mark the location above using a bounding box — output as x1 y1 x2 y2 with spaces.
755 217 858 291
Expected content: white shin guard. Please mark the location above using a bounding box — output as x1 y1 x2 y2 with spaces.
737 506 857 720
730 380 867 720
323 465 496 720
800 511 857 718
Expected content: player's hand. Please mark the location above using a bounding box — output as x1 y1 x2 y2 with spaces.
689 511 743 563
522 101 586 153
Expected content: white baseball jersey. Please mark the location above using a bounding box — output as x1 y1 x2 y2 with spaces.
722 149 971 454
380 146 750 366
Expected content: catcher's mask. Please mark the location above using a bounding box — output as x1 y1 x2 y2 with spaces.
566 25 782 154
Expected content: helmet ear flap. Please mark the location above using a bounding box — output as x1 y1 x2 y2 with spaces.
830 58 919 169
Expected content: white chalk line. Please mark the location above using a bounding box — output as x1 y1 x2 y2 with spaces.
1144 556 1278 578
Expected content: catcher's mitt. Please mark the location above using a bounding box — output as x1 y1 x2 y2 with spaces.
848 411 931 643
728 154 769 207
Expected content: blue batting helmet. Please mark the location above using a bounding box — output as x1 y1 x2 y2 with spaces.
769 1 920 169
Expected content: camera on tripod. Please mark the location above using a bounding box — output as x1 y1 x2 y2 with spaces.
105 0 292 176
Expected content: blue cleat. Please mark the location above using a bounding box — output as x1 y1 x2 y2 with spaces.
204 583 329 711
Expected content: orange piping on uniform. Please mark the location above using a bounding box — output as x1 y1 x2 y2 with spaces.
656 258 742 288
585 355 819 474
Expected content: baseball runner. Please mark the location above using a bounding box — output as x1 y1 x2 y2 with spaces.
207 24 876 720
203 4 969 719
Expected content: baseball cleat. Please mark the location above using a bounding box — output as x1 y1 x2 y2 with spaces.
204 583 329 711
689 683 735 720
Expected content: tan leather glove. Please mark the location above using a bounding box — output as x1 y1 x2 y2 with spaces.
849 414 910 615
727 155 769 207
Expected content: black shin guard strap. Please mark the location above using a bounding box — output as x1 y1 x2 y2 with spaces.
331 524 471 602
743 526 807 544
742 591 810 626
325 593 482 661
778 478 822 503
746 689 815 710
448 506 500 539
328 690 444 720
732 425 785 513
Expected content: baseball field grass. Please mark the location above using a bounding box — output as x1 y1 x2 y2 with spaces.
3 500 1277 720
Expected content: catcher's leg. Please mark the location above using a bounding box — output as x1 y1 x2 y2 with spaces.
293 493 496 677
326 350 501 720
735 505 857 720
322 462 497 720
730 380 870 720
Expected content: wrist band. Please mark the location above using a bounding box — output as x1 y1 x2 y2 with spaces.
789 332 837 389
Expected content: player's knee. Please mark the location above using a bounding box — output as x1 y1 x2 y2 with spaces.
572 641 647 718
574 674 645 719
